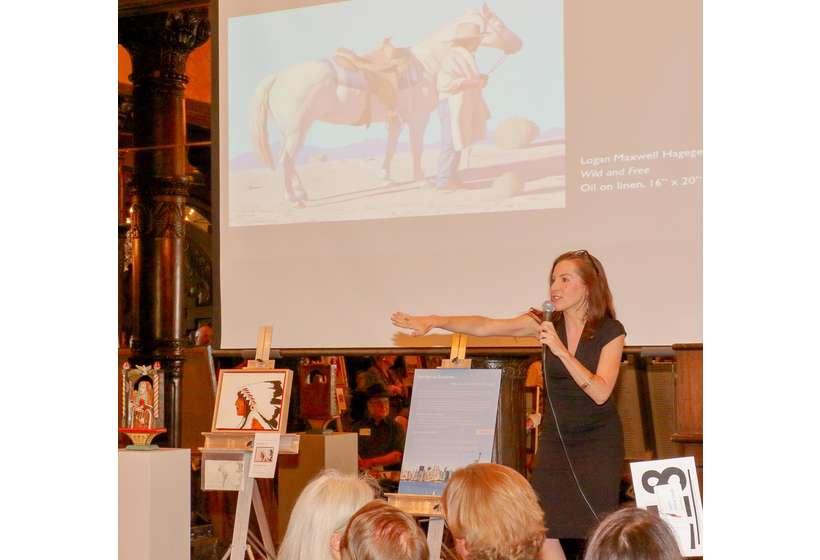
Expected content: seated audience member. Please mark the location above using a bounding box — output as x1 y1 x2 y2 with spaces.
352 355 405 421
340 500 429 560
357 355 404 395
194 323 214 346
351 384 405 471
388 356 411 430
442 463 548 560
278 470 377 560
583 507 682 560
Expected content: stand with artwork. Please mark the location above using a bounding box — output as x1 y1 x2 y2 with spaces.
200 327 297 560
386 333 501 560
119 361 167 449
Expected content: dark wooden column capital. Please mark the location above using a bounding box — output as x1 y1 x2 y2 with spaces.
119 10 209 89
129 196 186 239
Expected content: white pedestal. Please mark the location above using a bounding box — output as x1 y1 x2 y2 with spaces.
119 448 190 560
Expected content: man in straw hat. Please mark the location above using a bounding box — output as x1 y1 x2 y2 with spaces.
435 22 491 190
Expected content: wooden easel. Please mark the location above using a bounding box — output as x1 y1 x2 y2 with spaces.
222 453 275 560
441 332 471 369
201 326 298 560
250 326 276 369
387 333 470 560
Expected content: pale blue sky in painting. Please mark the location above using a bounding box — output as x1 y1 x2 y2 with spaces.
227 0 564 158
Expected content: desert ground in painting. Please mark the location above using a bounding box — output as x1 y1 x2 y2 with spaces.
228 139 565 226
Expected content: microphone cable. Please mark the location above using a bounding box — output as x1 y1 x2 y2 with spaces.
540 302 600 523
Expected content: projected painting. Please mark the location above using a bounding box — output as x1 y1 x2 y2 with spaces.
227 0 564 225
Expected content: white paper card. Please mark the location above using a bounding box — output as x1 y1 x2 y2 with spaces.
249 433 281 478
630 456 703 557
281 434 299 454
654 480 686 517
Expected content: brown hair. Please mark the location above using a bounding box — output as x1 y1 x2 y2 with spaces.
551 250 616 339
441 464 546 560
340 501 429 560
583 507 682 560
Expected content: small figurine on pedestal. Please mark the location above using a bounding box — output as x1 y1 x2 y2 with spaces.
119 361 167 449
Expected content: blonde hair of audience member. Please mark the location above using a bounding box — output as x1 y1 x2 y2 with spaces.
278 470 377 560
340 501 429 560
442 463 546 560
583 507 682 560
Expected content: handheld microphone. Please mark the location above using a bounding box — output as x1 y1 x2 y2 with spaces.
541 301 554 364
542 300 555 323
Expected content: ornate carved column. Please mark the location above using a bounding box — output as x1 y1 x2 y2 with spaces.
119 9 209 447
471 355 532 475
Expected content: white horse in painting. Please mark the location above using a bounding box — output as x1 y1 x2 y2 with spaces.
250 3 522 207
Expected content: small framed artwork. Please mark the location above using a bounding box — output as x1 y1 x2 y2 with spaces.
524 386 541 415
212 369 293 432
335 387 347 412
120 361 165 430
202 459 245 491
299 362 333 418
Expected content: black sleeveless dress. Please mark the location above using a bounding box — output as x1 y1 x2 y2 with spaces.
528 312 626 539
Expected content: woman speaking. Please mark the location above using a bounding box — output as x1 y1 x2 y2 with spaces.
391 250 626 560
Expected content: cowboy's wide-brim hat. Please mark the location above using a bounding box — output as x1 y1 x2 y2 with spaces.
366 383 392 400
447 22 488 44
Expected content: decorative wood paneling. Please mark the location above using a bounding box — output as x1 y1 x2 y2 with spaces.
672 343 703 489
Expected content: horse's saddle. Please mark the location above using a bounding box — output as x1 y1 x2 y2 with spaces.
334 39 413 121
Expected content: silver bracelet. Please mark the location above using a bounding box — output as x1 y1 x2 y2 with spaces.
580 376 594 389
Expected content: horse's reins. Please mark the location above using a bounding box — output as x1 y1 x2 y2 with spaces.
486 53 508 76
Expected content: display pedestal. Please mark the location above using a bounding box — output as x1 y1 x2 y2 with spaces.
119 448 191 560
276 432 358 541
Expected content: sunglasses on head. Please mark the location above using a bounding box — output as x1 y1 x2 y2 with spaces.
570 249 601 276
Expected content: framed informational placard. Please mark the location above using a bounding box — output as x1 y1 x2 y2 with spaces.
630 456 703 557
212 369 293 432
398 368 502 496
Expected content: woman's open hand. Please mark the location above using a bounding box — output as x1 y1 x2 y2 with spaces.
391 312 435 336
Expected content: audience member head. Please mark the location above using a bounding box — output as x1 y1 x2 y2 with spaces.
583 507 682 560
442 463 546 560
389 356 407 379
194 323 214 346
371 355 397 373
340 501 429 560
365 384 391 422
278 470 377 560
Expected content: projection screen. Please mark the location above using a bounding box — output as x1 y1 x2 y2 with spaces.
216 0 702 349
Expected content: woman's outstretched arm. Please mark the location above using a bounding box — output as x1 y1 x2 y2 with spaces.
391 311 538 338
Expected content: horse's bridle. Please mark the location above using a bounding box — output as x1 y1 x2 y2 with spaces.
476 10 505 36
475 11 510 74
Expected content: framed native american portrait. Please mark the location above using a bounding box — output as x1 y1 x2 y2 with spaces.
212 369 293 433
